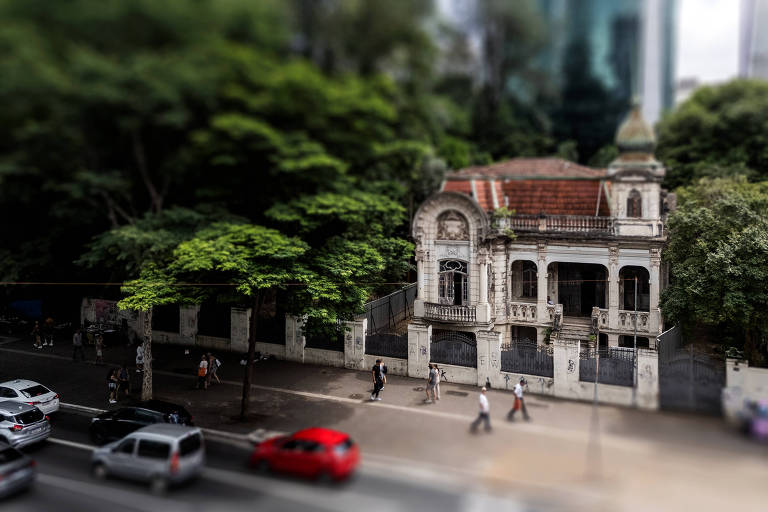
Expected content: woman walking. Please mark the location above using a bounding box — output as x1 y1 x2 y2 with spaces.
107 369 118 404
196 354 208 390
31 321 42 350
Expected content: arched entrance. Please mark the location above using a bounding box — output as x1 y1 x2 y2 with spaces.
550 262 608 318
620 266 650 311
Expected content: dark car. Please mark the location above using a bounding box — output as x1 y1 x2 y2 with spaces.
128 400 193 426
89 404 193 445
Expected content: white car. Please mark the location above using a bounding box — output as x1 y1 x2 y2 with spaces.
0 380 60 415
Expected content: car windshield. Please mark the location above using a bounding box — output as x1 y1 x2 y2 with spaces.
333 438 354 455
15 408 44 425
19 385 50 398
0 447 23 463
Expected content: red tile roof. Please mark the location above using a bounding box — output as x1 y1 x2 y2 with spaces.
443 158 611 216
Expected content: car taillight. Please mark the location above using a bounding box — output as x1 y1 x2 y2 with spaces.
170 451 179 474
45 415 50 422
26 402 41 406
54 394 59 399
10 424 23 431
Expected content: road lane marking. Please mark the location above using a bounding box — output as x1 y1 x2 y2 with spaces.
49 437 95 451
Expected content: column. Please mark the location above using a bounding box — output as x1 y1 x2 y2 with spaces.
414 246 426 318
285 314 305 363
476 330 502 387
476 249 491 323
230 307 249 353
636 349 659 410
608 245 620 330
536 241 549 323
343 318 367 370
407 322 431 379
649 248 661 334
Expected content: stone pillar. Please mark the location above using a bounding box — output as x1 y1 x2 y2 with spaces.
343 318 367 370
476 249 491 323
608 245 620 330
477 330 502 387
536 241 549 323
649 248 662 334
407 322 431 379
414 246 427 318
636 348 659 410
607 333 619 347
285 314 305 363
179 305 199 344
230 307 250 353
553 339 579 400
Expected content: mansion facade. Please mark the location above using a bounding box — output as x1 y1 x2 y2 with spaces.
410 106 670 355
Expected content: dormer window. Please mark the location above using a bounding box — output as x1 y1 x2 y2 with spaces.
627 189 642 218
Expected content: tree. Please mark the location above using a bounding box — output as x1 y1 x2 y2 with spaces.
661 176 768 364
170 223 308 419
657 79 768 189
118 266 179 400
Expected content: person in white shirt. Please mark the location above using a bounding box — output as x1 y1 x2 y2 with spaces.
508 378 530 421
470 387 491 433
135 343 145 373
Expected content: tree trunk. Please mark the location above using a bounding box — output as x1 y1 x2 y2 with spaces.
240 293 263 420
141 308 153 401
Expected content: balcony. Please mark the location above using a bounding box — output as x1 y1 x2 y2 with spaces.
495 214 615 235
424 302 476 323
618 310 651 334
509 302 537 323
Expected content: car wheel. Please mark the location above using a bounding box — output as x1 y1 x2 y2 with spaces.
150 476 168 495
255 459 270 474
92 463 108 480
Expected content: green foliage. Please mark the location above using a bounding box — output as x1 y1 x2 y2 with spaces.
555 140 579 162
119 265 180 312
661 177 768 363
657 79 768 188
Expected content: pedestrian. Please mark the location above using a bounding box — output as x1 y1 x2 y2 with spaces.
470 387 492 433
205 353 214 387
117 364 130 399
370 358 386 401
507 378 530 421
209 354 221 385
42 317 54 347
434 363 441 401
72 328 85 362
167 410 181 424
547 296 554 305
135 343 144 373
107 369 118 404
95 333 104 364
424 363 437 403
31 321 42 350
196 354 208 390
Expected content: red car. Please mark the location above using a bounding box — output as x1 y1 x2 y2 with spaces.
249 428 360 481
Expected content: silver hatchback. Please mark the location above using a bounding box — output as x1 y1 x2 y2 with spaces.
0 443 36 499
91 424 205 493
0 401 51 449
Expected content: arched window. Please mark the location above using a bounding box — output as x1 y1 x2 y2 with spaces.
627 189 642 218
438 260 468 305
521 261 538 298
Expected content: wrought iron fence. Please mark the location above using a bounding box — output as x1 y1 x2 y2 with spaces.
579 346 635 387
365 333 408 359
430 330 477 368
500 339 554 377
360 284 416 335
304 321 345 352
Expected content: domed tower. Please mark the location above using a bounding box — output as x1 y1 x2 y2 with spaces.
607 104 665 236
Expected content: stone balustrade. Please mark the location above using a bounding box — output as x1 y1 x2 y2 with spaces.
592 307 609 329
495 214 614 234
509 301 537 323
424 302 477 323
618 310 651 333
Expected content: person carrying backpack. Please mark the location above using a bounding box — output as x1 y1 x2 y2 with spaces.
370 359 386 401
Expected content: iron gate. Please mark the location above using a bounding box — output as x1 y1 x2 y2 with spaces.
658 325 725 415
500 339 554 377
431 330 477 368
579 347 635 387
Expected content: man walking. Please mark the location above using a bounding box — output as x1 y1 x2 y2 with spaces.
470 387 491 433
424 363 437 403
370 358 386 401
434 364 441 401
72 328 85 362
507 378 530 421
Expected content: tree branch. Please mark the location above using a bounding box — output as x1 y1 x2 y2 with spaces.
131 129 163 214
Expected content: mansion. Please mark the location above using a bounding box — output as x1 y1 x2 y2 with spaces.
410 106 669 353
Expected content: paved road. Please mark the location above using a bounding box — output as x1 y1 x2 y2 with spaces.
3 338 768 511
